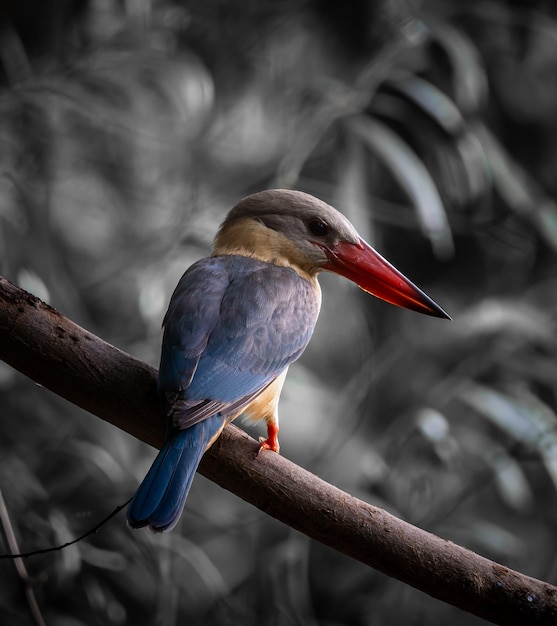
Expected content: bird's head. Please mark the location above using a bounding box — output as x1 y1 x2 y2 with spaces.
214 189 450 319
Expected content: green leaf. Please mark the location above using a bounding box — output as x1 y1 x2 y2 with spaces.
460 428 532 511
477 124 557 252
460 383 557 491
386 76 465 136
372 82 491 207
428 18 488 115
347 114 454 259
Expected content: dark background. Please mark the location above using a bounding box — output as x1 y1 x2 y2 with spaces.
1 1 557 624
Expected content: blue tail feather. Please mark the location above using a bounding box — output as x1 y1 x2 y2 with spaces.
127 414 225 532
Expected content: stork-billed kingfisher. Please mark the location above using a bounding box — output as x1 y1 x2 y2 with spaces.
127 189 449 532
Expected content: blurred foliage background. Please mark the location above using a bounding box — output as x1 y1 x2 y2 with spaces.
1 0 557 624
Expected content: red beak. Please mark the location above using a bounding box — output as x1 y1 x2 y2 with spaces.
324 239 450 319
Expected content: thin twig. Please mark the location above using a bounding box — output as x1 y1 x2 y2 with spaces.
0 488 47 626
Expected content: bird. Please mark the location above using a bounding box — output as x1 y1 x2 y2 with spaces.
127 189 449 532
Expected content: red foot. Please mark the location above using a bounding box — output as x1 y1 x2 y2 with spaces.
258 423 280 454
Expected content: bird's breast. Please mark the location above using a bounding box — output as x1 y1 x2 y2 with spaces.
241 369 288 424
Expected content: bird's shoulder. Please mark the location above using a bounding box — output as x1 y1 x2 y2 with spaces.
164 254 319 326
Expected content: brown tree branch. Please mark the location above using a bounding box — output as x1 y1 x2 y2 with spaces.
0 274 556 626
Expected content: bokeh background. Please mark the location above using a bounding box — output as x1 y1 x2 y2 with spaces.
2 1 557 624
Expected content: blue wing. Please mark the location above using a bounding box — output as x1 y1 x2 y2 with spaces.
158 255 321 429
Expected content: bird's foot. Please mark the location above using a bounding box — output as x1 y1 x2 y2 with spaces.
258 423 280 454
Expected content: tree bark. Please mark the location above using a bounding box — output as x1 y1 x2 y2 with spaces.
0 274 556 626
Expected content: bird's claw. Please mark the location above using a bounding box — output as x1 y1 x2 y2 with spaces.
257 427 280 456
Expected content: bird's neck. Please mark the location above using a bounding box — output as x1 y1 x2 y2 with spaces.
212 217 320 286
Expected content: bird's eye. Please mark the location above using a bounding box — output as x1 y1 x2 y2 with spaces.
309 219 329 237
